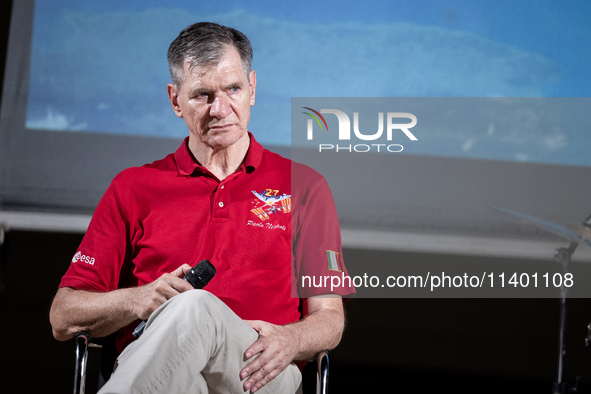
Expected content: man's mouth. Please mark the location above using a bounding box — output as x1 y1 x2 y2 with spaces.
209 124 233 130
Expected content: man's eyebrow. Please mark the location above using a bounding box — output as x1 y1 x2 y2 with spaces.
187 81 244 96
188 87 212 96
225 81 243 90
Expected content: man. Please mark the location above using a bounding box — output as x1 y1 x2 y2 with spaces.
50 22 354 393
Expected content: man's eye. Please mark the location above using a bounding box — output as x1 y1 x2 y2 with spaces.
230 86 240 93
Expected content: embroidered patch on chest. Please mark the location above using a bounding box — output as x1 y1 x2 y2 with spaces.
250 189 291 221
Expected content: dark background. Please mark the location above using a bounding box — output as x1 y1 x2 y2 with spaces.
2 1 591 392
2 230 591 393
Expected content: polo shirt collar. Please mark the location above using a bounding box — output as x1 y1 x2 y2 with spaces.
174 132 264 176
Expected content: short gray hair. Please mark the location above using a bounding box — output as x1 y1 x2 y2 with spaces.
167 22 253 91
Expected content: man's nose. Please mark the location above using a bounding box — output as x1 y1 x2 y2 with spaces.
210 95 231 118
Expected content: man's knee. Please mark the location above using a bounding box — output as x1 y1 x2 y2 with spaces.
146 289 222 329
166 289 226 320
172 289 220 308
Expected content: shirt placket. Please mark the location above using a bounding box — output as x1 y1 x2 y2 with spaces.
211 171 243 221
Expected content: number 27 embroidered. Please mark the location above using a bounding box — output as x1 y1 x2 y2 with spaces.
250 189 292 221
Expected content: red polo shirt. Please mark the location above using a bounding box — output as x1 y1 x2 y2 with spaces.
59 133 355 352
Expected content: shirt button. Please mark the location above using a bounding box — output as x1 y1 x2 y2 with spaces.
218 202 224 208
221 185 224 189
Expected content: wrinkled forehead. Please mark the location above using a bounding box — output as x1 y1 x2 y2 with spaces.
181 60 248 93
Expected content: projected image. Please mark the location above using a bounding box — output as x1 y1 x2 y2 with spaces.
26 0 591 163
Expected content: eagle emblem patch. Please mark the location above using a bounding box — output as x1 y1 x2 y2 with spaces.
250 189 291 221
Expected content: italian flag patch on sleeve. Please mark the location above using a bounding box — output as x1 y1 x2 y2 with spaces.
327 250 342 271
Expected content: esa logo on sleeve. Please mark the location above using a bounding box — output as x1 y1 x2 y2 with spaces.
72 251 95 265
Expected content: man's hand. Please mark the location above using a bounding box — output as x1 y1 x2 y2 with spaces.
50 263 195 341
130 264 194 320
239 297 344 392
240 320 301 393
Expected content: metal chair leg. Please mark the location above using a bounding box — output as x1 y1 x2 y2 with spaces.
317 350 329 394
74 332 90 394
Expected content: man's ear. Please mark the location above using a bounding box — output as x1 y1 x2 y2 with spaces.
249 70 256 107
167 83 183 118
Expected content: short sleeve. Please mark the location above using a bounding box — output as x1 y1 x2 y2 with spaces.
59 175 131 292
292 166 356 299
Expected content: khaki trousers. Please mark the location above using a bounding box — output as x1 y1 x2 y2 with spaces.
98 290 302 394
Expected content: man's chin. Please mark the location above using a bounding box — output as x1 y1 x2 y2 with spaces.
203 129 248 149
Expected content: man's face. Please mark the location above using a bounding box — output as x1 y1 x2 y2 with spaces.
167 45 256 150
